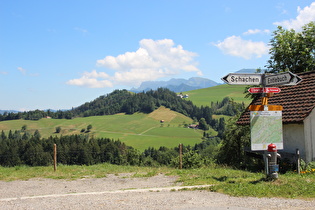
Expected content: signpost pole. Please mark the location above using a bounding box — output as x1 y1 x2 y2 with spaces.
264 151 269 176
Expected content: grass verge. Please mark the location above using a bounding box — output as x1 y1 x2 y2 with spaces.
0 164 168 181
0 164 314 199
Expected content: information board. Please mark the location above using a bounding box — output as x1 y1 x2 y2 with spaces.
250 111 283 151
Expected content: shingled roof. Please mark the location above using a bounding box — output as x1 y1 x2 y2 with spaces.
237 71 315 125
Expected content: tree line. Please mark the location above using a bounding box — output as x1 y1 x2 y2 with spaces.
0 129 223 168
0 130 141 167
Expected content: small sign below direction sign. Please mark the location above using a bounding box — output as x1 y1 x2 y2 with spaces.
248 87 281 94
248 87 264 93
264 71 302 86
265 87 281 93
221 73 262 85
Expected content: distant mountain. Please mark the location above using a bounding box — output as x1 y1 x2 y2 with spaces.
234 68 266 74
130 77 220 93
0 110 18 114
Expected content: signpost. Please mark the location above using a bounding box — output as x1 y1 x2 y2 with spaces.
222 71 302 86
221 70 303 180
221 73 262 85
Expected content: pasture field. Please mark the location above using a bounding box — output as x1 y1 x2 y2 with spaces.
0 107 203 151
182 84 251 107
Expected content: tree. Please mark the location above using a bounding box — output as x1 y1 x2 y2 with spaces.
266 21 315 73
21 125 27 132
1 130 7 140
87 124 92 132
216 115 250 169
34 130 41 139
198 118 209 131
55 126 61 133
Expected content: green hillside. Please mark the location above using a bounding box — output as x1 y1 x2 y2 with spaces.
0 107 205 151
181 84 252 107
0 85 249 151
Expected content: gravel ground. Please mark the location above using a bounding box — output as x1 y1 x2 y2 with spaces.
0 173 314 210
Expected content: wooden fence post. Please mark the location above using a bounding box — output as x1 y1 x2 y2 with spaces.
54 144 57 171
296 149 300 174
179 143 183 169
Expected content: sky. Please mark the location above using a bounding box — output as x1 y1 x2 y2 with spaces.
1 0 315 111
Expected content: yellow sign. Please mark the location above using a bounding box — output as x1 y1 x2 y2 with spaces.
249 105 283 111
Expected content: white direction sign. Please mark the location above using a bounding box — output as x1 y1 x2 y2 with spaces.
264 71 301 86
221 73 262 85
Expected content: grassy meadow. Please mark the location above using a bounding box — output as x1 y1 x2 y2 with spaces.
182 84 252 107
0 107 204 151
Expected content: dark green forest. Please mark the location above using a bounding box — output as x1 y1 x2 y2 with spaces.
0 130 222 168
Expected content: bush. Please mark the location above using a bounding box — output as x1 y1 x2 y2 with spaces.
300 160 315 173
55 126 61 133
171 150 204 169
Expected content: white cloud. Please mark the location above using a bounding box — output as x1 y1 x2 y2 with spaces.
214 36 269 59
17 67 27 75
243 29 270 35
274 2 315 30
66 70 113 88
95 39 201 86
74 27 89 35
67 39 201 88
29 73 40 77
0 71 8 75
17 67 39 77
114 69 165 84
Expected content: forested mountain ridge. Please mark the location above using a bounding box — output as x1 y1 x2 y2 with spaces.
0 88 244 134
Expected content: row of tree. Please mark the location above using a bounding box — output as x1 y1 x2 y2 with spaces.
0 129 223 168
0 131 142 167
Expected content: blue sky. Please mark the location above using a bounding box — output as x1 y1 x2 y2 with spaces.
1 0 315 111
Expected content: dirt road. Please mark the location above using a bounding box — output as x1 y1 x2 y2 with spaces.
1 173 314 209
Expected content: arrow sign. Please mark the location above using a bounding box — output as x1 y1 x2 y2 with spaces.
221 73 262 85
283 74 303 86
264 71 301 86
248 87 281 93
248 87 264 93
265 87 281 93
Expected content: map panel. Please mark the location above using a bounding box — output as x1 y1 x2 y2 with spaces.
250 111 283 151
